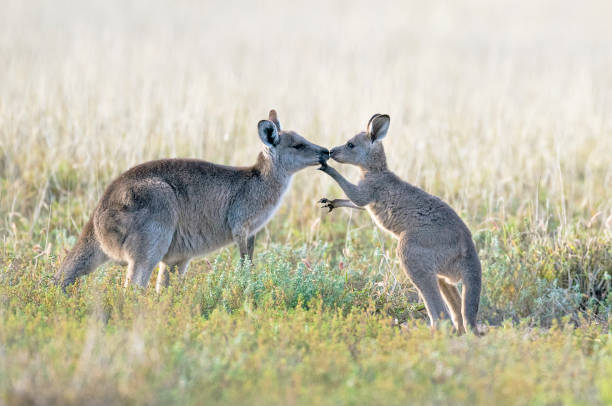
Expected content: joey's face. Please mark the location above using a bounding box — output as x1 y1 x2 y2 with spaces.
329 132 372 167
257 110 329 173
329 114 391 170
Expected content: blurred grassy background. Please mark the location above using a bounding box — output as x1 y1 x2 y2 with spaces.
0 1 611 404
1 0 611 230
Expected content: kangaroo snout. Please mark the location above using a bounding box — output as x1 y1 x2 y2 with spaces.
329 146 345 163
318 148 330 164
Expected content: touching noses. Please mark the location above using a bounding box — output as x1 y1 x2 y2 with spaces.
329 147 338 158
318 147 330 164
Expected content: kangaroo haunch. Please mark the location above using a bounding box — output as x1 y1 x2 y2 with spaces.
319 114 482 335
56 110 330 292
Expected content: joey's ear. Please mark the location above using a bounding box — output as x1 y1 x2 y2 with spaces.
369 114 390 142
367 114 382 132
268 109 281 131
258 120 280 147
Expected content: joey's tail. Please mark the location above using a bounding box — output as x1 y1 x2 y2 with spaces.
461 252 482 336
55 218 108 289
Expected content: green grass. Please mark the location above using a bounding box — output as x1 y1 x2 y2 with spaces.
1 297 610 405
1 215 610 405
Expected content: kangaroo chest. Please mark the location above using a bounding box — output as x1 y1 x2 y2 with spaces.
247 177 292 233
366 203 404 238
362 177 407 238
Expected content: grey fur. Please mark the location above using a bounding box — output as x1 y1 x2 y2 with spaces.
319 114 481 335
55 110 329 292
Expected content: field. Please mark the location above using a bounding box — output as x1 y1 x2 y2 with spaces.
1 0 611 404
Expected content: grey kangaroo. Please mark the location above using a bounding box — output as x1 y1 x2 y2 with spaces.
56 110 330 292
318 114 481 334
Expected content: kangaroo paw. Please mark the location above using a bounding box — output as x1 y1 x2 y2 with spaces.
318 198 335 212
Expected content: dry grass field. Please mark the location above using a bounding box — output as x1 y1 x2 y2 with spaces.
1 0 611 404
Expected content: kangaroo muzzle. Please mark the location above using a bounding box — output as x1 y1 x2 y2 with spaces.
318 148 330 165
329 147 341 160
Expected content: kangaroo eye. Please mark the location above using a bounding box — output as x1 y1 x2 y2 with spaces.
293 144 305 150
347 142 354 149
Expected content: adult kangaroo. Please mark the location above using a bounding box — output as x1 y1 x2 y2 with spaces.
56 110 330 292
318 114 481 335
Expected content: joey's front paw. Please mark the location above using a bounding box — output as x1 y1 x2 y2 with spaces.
318 198 335 212
318 163 336 174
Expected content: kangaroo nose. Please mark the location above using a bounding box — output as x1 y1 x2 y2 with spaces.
329 147 337 157
318 148 330 165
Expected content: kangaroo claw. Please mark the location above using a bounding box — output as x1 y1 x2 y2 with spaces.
318 198 335 212
320 204 334 212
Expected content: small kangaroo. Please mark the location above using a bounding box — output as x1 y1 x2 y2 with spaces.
318 114 481 334
55 110 330 292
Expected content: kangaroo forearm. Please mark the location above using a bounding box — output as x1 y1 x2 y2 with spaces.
332 199 365 210
324 168 370 206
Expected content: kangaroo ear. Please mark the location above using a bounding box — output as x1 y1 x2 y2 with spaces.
367 114 382 132
268 109 281 131
368 114 390 142
258 120 280 147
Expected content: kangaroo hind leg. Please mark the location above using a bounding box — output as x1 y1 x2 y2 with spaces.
123 220 174 289
398 245 451 328
438 278 466 334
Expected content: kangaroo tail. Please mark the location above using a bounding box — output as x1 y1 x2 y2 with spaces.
55 218 108 289
461 252 483 336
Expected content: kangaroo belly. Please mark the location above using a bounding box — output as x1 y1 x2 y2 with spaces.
167 215 233 259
